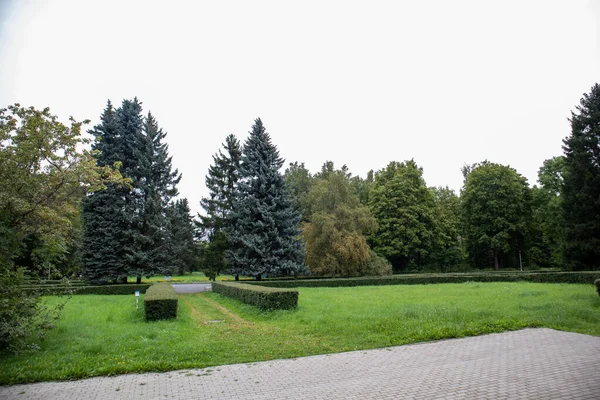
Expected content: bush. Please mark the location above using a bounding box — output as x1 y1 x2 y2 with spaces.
212 281 298 310
364 251 393 276
595 279 600 296
241 271 600 289
144 283 178 321
21 283 151 295
1 267 65 353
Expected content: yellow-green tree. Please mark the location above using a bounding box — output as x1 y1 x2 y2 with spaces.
303 166 383 276
0 104 124 352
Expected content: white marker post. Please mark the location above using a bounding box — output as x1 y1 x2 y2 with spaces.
135 290 140 310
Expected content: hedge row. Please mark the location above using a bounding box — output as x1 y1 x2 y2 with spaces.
21 284 151 295
144 283 178 321
23 279 87 286
212 281 298 310
241 272 600 289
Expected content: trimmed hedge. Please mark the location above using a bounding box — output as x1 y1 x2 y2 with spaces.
595 279 600 296
144 283 178 321
21 284 151 295
241 272 600 289
212 281 298 310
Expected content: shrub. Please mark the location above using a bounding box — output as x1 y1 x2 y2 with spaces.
364 251 393 276
595 279 600 296
212 281 298 310
1 267 65 353
21 283 151 295
144 284 178 321
242 272 600 289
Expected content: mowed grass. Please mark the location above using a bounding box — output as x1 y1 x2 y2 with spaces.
1 282 599 384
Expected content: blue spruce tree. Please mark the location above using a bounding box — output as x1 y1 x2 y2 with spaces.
227 118 305 280
82 101 130 283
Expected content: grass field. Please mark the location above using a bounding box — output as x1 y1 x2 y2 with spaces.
1 282 599 384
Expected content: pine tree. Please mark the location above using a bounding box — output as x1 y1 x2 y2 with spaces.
227 119 304 279
198 134 241 279
116 99 152 282
82 101 129 283
82 99 183 283
199 134 241 237
562 83 600 270
140 112 182 279
167 199 196 275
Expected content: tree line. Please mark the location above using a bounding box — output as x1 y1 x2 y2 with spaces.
1 84 599 350
198 84 600 277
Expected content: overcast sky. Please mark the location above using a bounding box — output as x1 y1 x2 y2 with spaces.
1 0 598 216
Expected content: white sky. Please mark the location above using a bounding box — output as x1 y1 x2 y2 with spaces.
1 0 598 216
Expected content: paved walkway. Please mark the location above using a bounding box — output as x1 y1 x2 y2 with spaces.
170 283 212 294
1 328 598 400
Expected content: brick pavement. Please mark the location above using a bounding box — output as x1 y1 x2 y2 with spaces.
1 328 598 400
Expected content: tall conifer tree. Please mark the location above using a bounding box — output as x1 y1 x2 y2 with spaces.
82 99 184 283
167 199 196 275
82 101 129 283
227 119 304 279
198 134 241 279
562 83 600 270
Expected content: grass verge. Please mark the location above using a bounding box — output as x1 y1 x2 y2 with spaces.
1 282 598 384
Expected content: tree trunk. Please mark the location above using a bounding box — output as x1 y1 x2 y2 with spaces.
136 275 142 284
256 274 262 281
493 250 499 271
120 276 128 284
235 274 239 281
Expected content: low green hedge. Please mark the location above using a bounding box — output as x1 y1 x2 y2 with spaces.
212 281 298 310
595 279 600 296
21 284 151 295
241 272 600 288
144 283 178 321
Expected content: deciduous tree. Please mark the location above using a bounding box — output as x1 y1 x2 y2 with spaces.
369 160 435 272
0 104 122 351
303 165 380 276
461 161 531 270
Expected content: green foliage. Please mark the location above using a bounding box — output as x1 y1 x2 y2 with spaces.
428 187 465 272
144 283 178 321
167 199 196 275
243 271 600 288
0 267 66 353
0 104 123 352
212 281 298 310
595 279 600 296
82 99 184 284
22 283 151 295
369 160 435 272
303 165 378 276
0 103 124 272
349 169 374 205
284 161 313 221
227 119 305 279
528 157 565 269
364 251 393 276
197 134 242 279
562 83 600 270
461 161 531 270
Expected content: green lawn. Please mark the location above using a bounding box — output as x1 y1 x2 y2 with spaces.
1 282 599 384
